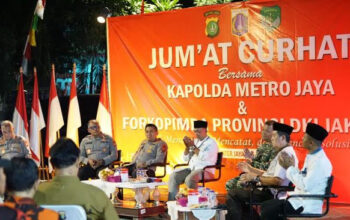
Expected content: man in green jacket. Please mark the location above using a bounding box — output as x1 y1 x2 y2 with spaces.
34 138 119 220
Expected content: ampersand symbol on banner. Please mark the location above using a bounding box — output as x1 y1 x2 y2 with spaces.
238 101 247 115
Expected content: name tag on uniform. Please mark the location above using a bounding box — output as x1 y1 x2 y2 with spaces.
11 145 21 153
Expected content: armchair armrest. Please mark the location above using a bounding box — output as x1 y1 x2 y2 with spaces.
121 162 132 166
146 162 170 168
174 163 189 169
243 179 294 190
286 193 338 200
108 161 123 169
203 164 225 171
282 193 338 217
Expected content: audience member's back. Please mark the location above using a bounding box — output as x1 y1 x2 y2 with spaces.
34 138 119 220
1 157 59 220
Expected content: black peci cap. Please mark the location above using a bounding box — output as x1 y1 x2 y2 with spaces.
306 123 328 142
273 122 294 135
194 120 208 129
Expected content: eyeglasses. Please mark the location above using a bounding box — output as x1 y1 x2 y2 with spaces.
88 125 98 130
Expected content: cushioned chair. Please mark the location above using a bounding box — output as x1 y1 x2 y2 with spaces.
38 166 55 180
245 181 295 219
280 175 337 219
121 152 169 178
174 152 225 187
41 205 87 220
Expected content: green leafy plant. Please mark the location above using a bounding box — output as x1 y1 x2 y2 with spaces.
149 0 181 12
194 0 232 7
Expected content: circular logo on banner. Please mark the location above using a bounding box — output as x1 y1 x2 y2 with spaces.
206 19 219 38
204 10 221 38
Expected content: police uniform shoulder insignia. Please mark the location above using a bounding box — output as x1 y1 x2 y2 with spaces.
112 139 117 146
161 144 167 152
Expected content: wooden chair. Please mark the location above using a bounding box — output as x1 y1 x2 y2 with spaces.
38 165 51 180
121 152 169 178
174 152 225 187
145 153 169 178
109 150 122 168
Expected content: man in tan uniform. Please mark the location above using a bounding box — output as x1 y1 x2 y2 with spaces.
124 123 167 178
34 138 119 220
78 120 118 180
0 120 30 159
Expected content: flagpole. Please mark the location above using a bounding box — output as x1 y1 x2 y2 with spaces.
22 0 46 75
18 67 23 87
22 2 39 66
55 64 60 144
104 64 115 140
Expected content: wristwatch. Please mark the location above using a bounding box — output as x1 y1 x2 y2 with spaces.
254 176 261 185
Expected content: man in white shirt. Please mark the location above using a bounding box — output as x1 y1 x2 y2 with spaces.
261 123 332 219
226 122 298 220
168 120 218 200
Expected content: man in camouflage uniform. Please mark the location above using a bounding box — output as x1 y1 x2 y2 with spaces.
225 120 276 191
124 123 167 178
0 120 30 160
78 120 118 180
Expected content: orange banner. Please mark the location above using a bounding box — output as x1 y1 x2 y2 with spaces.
108 0 350 202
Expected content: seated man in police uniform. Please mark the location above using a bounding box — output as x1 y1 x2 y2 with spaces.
226 122 298 220
0 120 30 160
124 123 167 178
260 123 332 219
168 120 218 201
78 120 118 180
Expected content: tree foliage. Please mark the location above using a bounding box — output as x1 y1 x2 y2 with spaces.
194 0 232 6
149 0 182 11
0 0 237 98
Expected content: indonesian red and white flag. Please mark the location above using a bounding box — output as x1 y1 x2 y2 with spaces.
66 63 81 146
96 65 113 137
45 64 64 158
29 68 45 162
13 68 29 140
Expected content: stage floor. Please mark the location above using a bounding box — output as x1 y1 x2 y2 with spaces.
118 187 350 219
119 204 350 219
